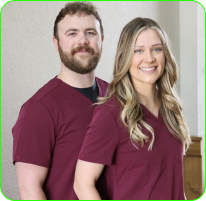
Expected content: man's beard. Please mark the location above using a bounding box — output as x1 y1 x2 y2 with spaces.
58 43 102 74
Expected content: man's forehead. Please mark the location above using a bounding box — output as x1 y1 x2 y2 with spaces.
60 14 98 25
58 14 100 32
70 12 91 17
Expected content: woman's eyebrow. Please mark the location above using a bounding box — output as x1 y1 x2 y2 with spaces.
135 43 163 47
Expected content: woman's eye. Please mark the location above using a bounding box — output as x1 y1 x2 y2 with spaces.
134 49 143 53
153 47 162 52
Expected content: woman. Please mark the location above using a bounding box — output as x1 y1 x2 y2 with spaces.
74 17 191 200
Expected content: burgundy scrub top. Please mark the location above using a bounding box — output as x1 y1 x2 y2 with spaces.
12 76 108 200
79 96 185 200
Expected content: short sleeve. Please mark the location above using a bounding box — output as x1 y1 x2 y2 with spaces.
12 99 55 168
79 105 119 166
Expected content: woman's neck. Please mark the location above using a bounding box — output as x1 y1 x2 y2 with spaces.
134 83 160 117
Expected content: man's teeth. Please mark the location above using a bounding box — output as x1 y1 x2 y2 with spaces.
140 67 156 71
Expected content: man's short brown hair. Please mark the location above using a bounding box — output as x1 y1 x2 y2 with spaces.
54 1 104 40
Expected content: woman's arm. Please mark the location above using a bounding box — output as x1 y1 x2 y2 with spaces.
74 159 105 200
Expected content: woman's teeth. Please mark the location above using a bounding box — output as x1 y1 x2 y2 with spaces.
140 67 157 71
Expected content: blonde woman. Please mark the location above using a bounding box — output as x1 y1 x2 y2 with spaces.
74 17 191 200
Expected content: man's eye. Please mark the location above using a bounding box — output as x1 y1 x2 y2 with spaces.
68 33 76 36
87 32 95 35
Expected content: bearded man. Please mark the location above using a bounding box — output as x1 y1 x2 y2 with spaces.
12 2 108 200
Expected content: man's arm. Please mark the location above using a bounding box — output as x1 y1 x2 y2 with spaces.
15 162 48 200
74 159 105 200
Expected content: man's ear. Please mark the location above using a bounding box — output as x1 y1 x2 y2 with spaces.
53 36 59 52
101 35 104 42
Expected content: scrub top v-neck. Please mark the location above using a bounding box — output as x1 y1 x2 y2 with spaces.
73 79 99 103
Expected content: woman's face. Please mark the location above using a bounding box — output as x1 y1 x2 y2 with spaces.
129 29 165 88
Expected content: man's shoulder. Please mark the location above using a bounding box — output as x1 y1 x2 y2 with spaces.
30 77 62 102
95 77 108 97
18 77 62 114
95 77 108 87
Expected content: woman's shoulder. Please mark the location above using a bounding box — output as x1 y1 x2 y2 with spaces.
96 95 122 116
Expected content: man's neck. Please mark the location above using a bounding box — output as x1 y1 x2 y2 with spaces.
57 65 96 88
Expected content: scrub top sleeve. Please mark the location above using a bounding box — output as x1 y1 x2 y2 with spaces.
79 105 119 166
12 99 55 168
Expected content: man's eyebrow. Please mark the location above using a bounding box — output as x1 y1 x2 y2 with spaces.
64 28 97 35
85 28 97 33
65 28 79 35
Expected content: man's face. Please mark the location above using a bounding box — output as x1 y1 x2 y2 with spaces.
55 14 103 74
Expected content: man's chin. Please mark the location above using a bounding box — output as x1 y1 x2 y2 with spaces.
75 60 89 69
74 54 91 60
72 66 96 74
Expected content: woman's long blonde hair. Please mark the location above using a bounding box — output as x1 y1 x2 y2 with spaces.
99 17 191 153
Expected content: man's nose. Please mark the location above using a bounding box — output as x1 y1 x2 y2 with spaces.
78 33 89 46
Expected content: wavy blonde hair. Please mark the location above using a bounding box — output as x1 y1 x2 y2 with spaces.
99 17 191 153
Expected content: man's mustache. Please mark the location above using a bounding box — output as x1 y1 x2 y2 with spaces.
71 45 95 56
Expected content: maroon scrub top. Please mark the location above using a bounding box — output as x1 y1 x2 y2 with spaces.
79 96 185 200
12 77 108 200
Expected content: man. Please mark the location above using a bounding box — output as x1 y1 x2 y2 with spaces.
12 2 108 200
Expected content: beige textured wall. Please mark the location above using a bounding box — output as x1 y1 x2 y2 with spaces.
1 1 204 200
